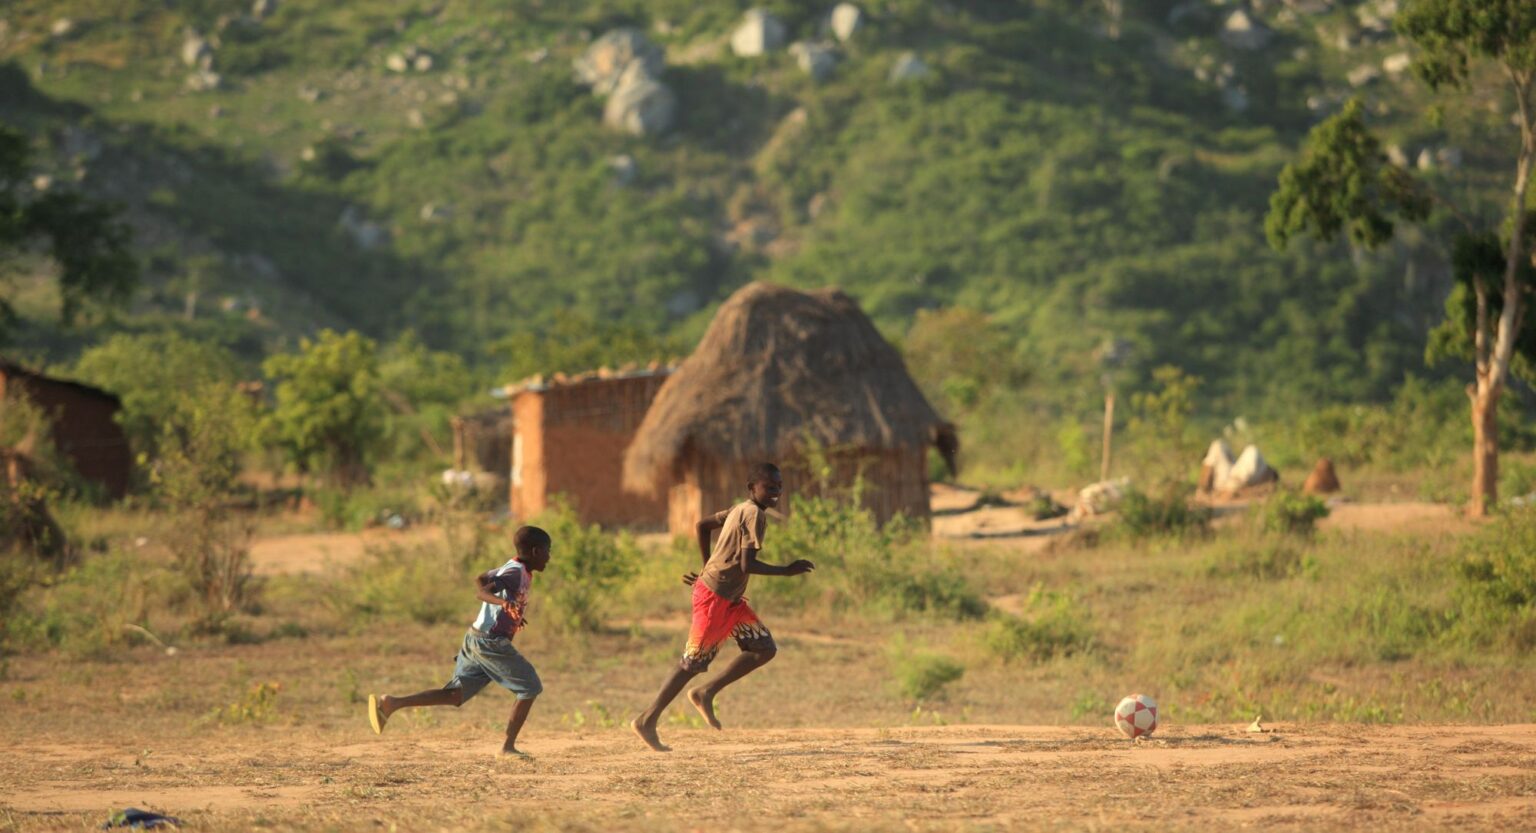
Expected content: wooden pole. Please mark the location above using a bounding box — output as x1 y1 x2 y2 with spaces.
1100 389 1115 482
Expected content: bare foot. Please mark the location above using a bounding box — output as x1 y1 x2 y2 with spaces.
688 687 721 730
499 745 531 759
630 716 671 752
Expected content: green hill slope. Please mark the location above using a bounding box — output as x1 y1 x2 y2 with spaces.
0 0 1518 413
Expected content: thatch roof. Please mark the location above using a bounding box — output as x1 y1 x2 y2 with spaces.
623 282 947 494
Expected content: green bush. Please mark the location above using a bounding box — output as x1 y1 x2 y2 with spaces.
1455 508 1536 648
1202 540 1317 580
334 541 470 626
888 639 965 701
980 585 1094 663
1115 487 1211 541
761 491 986 620
3 548 170 657
532 501 643 633
1257 491 1330 537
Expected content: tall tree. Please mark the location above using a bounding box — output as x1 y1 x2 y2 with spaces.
1268 0 1536 516
0 124 136 337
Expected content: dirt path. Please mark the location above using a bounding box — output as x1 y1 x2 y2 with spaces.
5 723 1533 830
247 526 444 576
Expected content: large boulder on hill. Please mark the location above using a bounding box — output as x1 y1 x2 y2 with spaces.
889 51 930 83
1303 458 1341 494
1220 10 1271 50
790 41 836 82
731 9 787 57
604 73 677 136
830 3 864 42
182 34 213 68
575 28 664 96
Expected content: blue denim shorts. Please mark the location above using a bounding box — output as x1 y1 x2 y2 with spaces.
444 631 542 702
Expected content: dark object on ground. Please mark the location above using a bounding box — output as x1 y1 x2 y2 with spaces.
103 808 181 829
1303 457 1341 494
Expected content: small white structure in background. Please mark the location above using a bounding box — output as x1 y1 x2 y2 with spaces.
1073 476 1131 520
1201 439 1235 492
1202 440 1278 493
441 469 502 492
1220 10 1271 51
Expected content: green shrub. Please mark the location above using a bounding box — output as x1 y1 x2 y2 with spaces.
3 549 169 657
335 541 469 626
1455 508 1536 648
1202 540 1317 580
761 491 986 620
888 639 965 701
1115 487 1211 541
1258 491 1330 537
531 500 642 634
980 585 1094 663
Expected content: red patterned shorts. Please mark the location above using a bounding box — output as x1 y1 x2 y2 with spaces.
680 581 775 672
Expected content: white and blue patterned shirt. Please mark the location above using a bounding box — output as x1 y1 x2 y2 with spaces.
470 558 531 638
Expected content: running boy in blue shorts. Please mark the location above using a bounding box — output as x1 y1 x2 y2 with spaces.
368 525 551 756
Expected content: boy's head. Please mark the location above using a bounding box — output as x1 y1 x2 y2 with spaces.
513 525 552 572
747 462 783 509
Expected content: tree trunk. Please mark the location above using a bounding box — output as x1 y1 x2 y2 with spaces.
1469 383 1499 517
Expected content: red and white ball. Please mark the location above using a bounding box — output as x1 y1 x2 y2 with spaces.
1114 693 1158 739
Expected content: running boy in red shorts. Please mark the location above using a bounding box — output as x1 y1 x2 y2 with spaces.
631 462 815 752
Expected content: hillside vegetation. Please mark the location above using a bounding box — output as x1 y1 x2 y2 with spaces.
0 0 1530 483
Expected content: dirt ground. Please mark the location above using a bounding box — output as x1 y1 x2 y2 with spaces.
6 722 1534 831
10 489 1530 831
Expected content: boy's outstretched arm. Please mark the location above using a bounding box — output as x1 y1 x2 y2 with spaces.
683 514 726 585
744 548 815 577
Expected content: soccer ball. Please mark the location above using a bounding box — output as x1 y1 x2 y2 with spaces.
1114 693 1158 739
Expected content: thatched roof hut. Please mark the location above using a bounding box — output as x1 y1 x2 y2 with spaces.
623 282 954 534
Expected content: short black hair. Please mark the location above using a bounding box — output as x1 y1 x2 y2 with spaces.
747 462 780 485
513 525 551 555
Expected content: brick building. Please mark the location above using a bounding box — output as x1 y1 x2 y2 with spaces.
507 367 674 528
0 360 133 499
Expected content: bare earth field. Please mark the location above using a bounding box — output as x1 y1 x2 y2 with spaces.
7 496 1534 831
5 721 1534 831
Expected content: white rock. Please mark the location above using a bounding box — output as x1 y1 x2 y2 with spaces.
419 202 452 221
252 0 278 20
789 41 836 82
1347 65 1380 87
185 69 223 91
1223 445 1274 491
413 52 433 72
608 154 638 185
1382 52 1411 75
730 9 787 57
830 3 863 42
1220 10 1271 50
888 51 930 83
574 28 664 96
604 74 677 136
1416 148 1434 170
50 18 76 38
182 35 212 68
339 206 389 250
1386 144 1409 167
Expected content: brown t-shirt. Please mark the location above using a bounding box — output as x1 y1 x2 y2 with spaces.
698 501 767 603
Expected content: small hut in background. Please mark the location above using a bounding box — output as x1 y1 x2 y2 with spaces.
623 282 955 536
508 366 674 528
0 360 132 499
